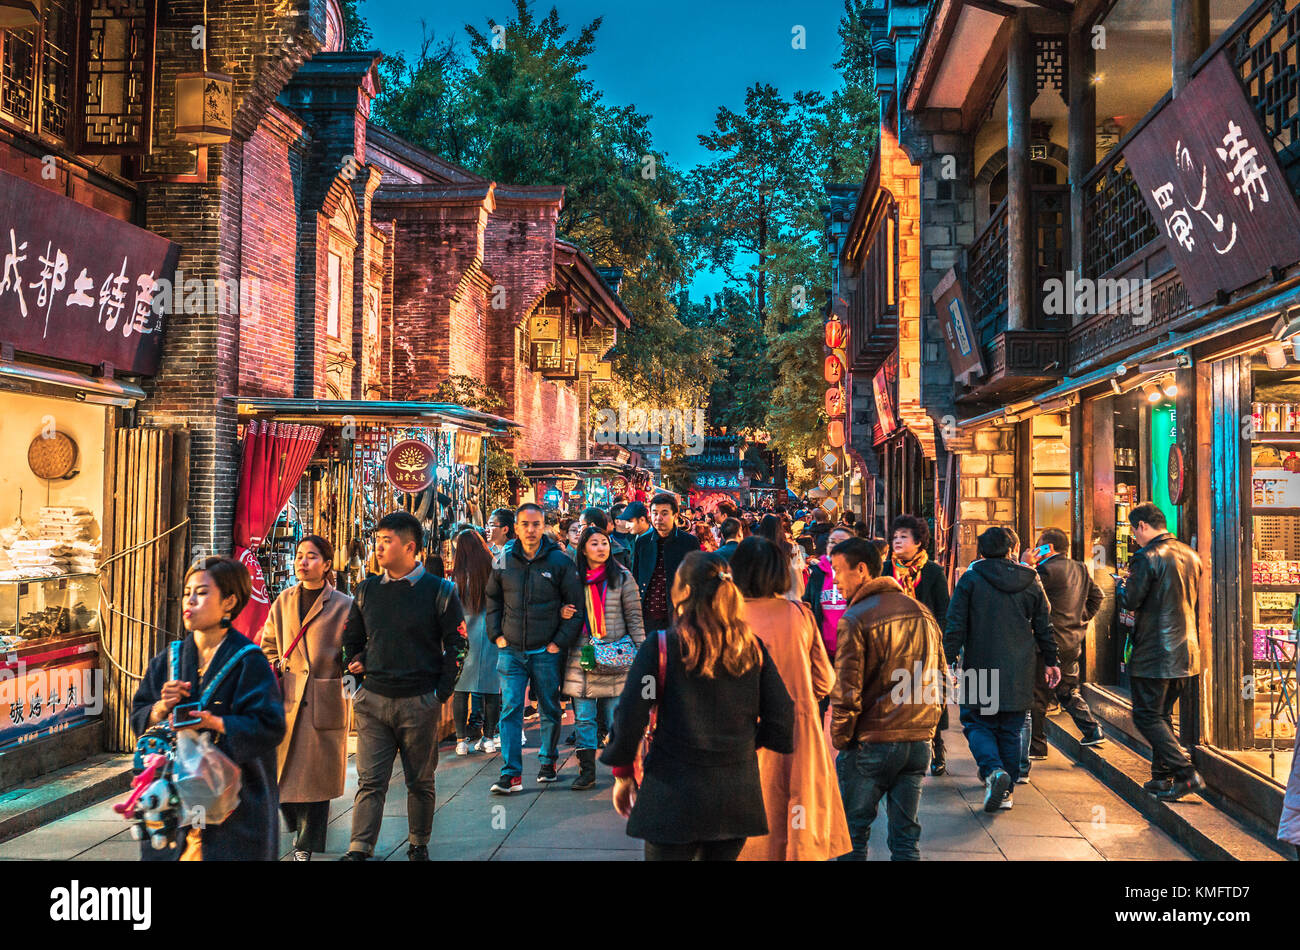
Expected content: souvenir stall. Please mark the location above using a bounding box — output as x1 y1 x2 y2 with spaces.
232 399 519 641
521 460 648 515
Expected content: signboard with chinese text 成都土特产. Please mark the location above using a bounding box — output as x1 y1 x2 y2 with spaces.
0 169 180 376
1122 52 1300 307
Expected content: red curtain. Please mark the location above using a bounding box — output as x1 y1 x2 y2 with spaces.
231 420 323 643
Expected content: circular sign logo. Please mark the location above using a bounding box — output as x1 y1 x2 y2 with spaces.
386 439 437 492
1169 443 1186 505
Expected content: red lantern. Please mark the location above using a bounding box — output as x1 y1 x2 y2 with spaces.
828 419 846 448
825 387 845 417
824 354 844 384
824 319 847 349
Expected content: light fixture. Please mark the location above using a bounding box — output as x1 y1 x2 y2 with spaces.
1160 376 1178 399
174 0 233 146
1264 341 1289 369
1109 378 1123 394
1141 382 1162 403
1091 73 1105 84
0 0 39 30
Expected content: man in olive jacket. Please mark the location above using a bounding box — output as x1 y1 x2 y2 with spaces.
1119 502 1205 801
946 527 1060 812
485 503 584 793
829 537 946 861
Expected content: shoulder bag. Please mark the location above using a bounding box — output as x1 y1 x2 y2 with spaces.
632 629 668 786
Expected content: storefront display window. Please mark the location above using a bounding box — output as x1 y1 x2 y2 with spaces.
1242 354 1299 783
1031 413 1070 538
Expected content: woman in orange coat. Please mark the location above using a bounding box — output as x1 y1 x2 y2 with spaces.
731 536 852 860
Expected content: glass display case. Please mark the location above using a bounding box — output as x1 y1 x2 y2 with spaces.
0 572 99 652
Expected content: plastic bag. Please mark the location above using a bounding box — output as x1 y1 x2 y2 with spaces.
173 730 242 827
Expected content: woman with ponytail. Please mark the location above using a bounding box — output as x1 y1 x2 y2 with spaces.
562 524 645 790
601 551 796 861
131 557 286 860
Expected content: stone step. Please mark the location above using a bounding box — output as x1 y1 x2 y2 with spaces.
0 753 133 845
1044 715 1290 861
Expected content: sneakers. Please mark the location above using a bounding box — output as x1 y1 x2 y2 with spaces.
1155 771 1206 802
524 705 540 722
537 763 558 783
1143 776 1175 794
1080 732 1108 747
339 851 368 861
475 736 498 754
999 793 1014 810
983 769 1012 812
407 844 429 861
491 775 523 794
456 739 470 756
1015 775 1030 785
1028 752 1048 761
293 849 311 861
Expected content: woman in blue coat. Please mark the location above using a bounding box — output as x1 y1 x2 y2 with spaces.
130 557 286 861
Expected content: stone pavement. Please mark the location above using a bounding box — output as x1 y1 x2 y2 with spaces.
0 706 1193 861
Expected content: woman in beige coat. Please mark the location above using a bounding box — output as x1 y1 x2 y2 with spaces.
731 536 851 861
260 534 352 861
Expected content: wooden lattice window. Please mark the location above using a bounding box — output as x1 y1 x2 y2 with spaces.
78 0 156 153
0 0 79 143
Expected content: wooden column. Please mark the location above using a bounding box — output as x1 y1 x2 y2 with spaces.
1007 14 1034 330
1172 0 1210 96
1067 24 1096 286
1017 418 1034 546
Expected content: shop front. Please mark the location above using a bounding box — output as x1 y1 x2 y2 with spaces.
0 169 181 784
231 399 519 641
521 460 648 517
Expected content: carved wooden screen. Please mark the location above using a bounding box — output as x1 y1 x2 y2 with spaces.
0 0 81 146
77 0 157 154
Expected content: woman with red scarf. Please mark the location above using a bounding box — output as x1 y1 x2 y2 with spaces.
562 524 646 790
884 514 952 774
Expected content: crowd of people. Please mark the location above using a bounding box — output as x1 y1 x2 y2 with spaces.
128 493 1300 862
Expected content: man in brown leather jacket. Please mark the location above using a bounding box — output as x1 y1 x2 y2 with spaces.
1120 502 1206 801
828 536 946 860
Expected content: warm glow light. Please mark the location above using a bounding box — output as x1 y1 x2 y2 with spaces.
1142 382 1162 403
1091 73 1105 84
1161 377 1178 399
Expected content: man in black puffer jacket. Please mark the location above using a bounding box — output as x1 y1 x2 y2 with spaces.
1023 527 1106 756
946 527 1060 812
1120 502 1205 802
486 503 583 794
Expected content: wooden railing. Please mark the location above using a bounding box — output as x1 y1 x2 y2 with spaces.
967 197 1008 349
1082 148 1159 282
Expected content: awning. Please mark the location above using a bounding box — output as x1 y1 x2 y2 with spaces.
522 459 640 477
0 360 146 407
231 397 520 434
956 280 1300 432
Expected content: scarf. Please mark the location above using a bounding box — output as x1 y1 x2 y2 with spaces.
583 564 609 641
892 549 929 600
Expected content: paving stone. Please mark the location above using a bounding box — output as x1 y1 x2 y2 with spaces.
492 846 642 861
994 835 1105 861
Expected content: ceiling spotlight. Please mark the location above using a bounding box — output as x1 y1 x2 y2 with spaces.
1141 381 1162 403
1161 376 1178 399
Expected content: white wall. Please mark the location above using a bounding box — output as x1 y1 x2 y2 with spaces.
0 392 106 533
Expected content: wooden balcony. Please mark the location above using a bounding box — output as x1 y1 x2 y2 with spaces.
957 186 1070 403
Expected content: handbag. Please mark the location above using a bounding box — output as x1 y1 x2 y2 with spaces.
590 634 637 674
633 630 668 785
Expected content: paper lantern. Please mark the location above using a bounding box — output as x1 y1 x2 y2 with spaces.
828 419 846 447
0 0 39 29
825 387 845 417
824 319 847 349
823 354 844 384
175 72 234 145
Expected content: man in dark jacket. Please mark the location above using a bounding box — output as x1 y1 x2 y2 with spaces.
946 527 1060 812
1022 528 1106 757
803 507 835 556
631 492 701 636
485 503 584 794
829 537 946 860
340 511 467 861
1120 502 1206 801
715 517 743 560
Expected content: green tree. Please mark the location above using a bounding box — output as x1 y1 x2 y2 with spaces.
339 0 374 51
428 375 530 511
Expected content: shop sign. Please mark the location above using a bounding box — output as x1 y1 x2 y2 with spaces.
1169 443 1188 505
872 350 900 443
385 439 436 492
932 267 983 384
1122 52 1300 306
0 656 97 749
454 431 482 467
529 308 562 341
0 169 180 375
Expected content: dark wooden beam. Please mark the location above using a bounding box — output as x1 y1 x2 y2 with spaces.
1019 0 1074 14
964 0 1018 16
1006 13 1033 331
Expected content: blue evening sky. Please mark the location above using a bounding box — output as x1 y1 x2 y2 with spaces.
357 0 852 299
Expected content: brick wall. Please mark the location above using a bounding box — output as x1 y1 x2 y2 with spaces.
236 104 302 398
949 425 1018 568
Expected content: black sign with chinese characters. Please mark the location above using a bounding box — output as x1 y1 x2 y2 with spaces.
0 170 180 375
1123 52 1300 306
